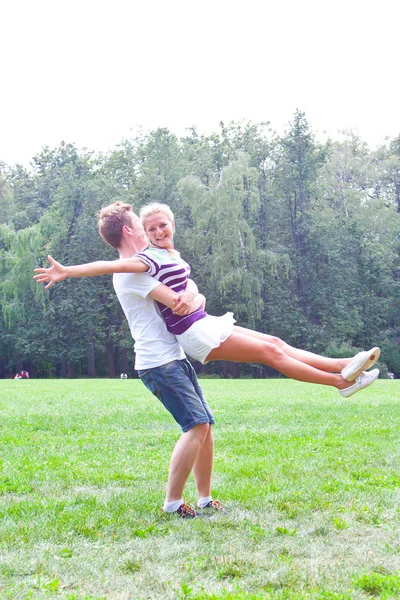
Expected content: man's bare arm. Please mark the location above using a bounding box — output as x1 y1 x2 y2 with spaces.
34 255 149 289
34 256 206 314
172 279 199 315
149 283 204 313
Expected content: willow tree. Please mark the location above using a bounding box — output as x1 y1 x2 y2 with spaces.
0 221 47 374
179 151 268 327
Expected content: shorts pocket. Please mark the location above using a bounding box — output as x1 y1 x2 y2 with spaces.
137 369 151 379
138 370 160 399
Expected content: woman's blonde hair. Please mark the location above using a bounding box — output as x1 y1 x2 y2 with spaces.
139 202 174 227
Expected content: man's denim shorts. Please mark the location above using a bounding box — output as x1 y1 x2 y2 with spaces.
137 359 215 432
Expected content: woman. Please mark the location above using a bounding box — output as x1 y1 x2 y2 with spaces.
34 202 380 397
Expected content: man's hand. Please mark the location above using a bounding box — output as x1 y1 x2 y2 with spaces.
172 292 206 315
196 293 206 309
33 255 67 289
172 289 197 315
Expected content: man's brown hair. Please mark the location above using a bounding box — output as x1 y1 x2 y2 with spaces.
98 201 134 249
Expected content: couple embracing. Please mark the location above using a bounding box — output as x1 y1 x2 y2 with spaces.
35 201 380 517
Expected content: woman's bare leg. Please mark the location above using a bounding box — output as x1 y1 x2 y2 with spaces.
206 332 351 389
233 326 352 373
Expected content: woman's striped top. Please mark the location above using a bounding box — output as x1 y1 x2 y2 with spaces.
135 248 207 335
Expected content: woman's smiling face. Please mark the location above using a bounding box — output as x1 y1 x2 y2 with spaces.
143 212 175 249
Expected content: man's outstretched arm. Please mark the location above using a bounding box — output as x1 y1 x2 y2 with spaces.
34 255 206 314
34 255 149 289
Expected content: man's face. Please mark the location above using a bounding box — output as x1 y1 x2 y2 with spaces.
128 212 147 252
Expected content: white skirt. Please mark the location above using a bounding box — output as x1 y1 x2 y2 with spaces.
177 312 236 364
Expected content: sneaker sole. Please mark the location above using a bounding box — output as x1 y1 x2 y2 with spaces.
342 347 380 382
340 368 380 398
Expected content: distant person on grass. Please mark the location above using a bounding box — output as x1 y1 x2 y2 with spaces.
35 202 380 400
37 203 225 519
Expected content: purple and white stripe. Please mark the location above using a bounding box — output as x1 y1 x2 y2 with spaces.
135 249 207 335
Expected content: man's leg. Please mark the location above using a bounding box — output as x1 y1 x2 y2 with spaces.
137 360 216 516
193 425 214 500
193 426 227 512
166 423 210 502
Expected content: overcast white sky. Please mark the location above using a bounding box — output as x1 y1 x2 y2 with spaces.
1 0 399 166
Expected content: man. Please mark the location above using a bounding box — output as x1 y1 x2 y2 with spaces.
35 202 225 518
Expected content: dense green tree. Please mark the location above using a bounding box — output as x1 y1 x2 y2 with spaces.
133 128 184 211
0 115 399 378
0 164 14 225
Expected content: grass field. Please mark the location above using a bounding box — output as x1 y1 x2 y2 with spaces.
0 377 399 599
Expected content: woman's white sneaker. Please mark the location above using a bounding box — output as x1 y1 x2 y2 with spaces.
339 369 379 398
341 347 380 382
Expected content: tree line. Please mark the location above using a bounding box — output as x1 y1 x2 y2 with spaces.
1 111 399 378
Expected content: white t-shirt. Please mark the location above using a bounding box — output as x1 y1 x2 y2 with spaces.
113 271 185 370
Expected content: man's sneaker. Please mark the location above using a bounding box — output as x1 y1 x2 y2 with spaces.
176 502 204 519
339 368 379 398
201 500 229 514
341 347 380 382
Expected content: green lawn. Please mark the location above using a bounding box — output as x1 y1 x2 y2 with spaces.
0 378 399 599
